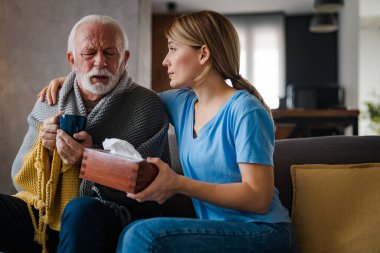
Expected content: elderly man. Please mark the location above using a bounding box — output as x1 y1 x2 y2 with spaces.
0 15 169 253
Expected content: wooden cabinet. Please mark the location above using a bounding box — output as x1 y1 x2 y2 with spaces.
272 109 360 139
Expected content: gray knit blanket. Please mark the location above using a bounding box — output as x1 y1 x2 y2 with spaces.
12 70 170 225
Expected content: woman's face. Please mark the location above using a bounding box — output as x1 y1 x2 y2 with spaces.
162 39 203 88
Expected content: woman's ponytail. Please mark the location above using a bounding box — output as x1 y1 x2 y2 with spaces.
231 76 272 116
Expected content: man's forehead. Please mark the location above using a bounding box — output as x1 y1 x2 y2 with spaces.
75 23 120 48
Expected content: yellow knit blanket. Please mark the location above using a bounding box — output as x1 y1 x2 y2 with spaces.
14 127 80 253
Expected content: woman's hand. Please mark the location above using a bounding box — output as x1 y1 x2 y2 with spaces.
127 157 181 204
128 162 274 213
56 129 93 166
38 76 66 105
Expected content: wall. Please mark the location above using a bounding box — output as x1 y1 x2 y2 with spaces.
136 0 152 87
358 0 380 135
0 0 151 194
285 15 338 86
359 20 380 135
338 0 359 109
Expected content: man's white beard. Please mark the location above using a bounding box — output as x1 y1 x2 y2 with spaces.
76 67 123 95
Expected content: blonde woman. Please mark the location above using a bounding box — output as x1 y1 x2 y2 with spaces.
40 10 297 253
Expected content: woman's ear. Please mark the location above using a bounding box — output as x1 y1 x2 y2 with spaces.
199 45 211 65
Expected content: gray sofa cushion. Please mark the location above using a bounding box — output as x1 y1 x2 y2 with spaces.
162 134 380 218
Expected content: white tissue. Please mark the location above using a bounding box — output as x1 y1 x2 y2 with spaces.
102 138 143 162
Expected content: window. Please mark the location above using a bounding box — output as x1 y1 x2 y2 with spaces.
228 14 285 109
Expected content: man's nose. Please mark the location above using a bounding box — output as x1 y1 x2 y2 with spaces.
94 52 107 68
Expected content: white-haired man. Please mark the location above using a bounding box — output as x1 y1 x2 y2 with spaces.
0 15 170 253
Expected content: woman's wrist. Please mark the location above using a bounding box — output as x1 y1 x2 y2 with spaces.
175 175 192 196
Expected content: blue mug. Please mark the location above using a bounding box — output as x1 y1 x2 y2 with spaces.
59 114 87 137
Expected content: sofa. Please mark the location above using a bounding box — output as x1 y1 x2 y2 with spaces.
162 133 380 253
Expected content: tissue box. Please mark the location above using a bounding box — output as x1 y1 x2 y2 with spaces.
79 148 158 193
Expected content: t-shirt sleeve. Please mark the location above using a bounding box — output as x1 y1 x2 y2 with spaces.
234 108 275 166
159 89 190 127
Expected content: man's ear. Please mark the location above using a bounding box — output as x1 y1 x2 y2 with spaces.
199 45 211 65
67 52 75 69
123 50 130 67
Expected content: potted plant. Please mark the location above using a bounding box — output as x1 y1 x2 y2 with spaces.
365 100 380 135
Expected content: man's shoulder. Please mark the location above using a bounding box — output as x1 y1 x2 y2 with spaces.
113 84 167 125
123 83 161 103
29 97 59 123
130 83 158 96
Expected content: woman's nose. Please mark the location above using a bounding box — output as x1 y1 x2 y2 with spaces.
162 54 169 67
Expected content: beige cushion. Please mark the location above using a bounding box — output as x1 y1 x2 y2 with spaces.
291 163 380 253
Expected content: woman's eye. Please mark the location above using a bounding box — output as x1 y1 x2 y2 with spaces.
169 47 176 52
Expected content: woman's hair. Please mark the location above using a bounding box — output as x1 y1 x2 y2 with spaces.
165 10 271 115
68 15 129 56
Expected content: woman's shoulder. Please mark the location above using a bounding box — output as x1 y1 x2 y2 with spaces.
160 88 194 98
230 90 266 114
159 88 195 106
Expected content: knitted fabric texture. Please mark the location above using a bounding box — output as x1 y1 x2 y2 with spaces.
11 70 170 247
14 127 80 253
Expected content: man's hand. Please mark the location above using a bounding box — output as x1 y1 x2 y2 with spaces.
41 114 60 151
56 129 93 166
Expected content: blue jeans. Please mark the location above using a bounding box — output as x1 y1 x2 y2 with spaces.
116 217 298 253
57 196 161 253
57 197 123 253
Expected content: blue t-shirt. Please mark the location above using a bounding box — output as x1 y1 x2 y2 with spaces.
159 89 290 223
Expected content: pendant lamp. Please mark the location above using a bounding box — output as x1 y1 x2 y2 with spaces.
309 13 338 33
314 0 344 13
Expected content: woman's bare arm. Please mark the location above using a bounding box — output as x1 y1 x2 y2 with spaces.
128 158 274 213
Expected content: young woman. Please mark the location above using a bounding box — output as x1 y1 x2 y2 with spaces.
40 10 297 253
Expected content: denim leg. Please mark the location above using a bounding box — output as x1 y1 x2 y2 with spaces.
57 196 123 253
117 217 298 253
